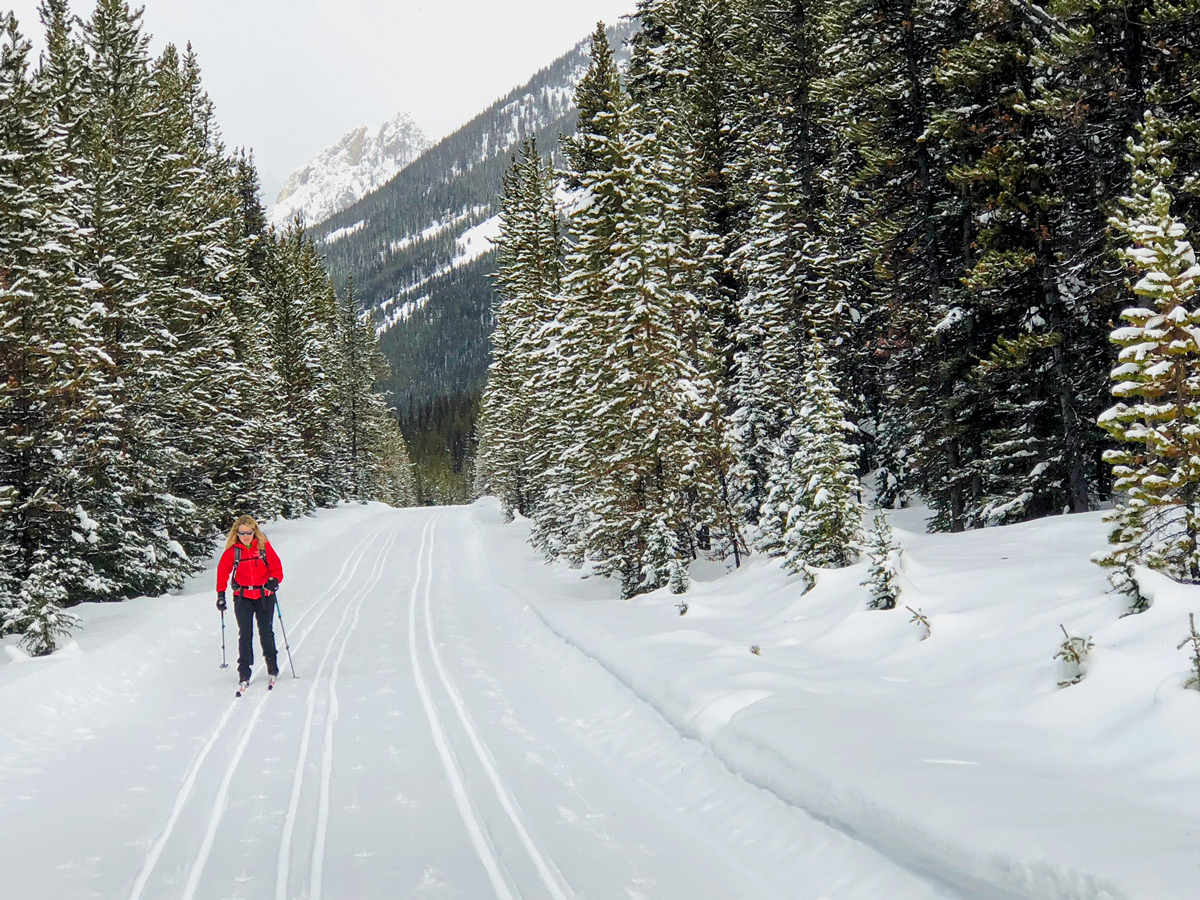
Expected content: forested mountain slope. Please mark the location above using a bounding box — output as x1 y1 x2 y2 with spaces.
312 20 638 418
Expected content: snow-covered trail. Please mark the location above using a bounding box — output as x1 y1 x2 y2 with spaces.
0 503 963 900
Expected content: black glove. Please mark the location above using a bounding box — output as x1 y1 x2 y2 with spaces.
216 592 227 611
264 578 279 594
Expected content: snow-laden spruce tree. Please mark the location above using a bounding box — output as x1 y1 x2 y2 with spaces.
329 278 406 503
3 555 81 656
575 117 697 596
145 42 255 551
567 35 737 596
1098 111 1200 590
0 11 109 625
260 223 337 516
522 24 629 564
477 151 529 520
71 0 209 599
478 138 561 522
376 425 419 507
729 0 866 528
624 0 742 570
218 151 292 519
729 130 805 528
862 512 901 609
760 333 862 576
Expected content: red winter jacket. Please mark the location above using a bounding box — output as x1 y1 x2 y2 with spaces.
216 539 283 600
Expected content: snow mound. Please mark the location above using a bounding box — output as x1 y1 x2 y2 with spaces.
472 498 1200 900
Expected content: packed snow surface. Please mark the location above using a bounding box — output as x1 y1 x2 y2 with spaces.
1 501 1197 899
451 215 502 267
321 220 366 245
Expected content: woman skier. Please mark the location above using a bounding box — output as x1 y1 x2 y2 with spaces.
216 515 284 693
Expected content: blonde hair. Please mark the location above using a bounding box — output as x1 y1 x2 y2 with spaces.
225 515 269 550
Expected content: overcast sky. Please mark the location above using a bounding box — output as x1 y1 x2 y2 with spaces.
5 0 634 200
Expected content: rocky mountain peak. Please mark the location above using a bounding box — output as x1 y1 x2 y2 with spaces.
270 111 431 228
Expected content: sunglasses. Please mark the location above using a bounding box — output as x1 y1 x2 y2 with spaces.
237 530 254 536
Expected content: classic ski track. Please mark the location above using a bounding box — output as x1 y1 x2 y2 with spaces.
422 517 575 899
125 697 239 900
182 526 398 900
127 523 390 900
276 524 401 900
304 524 402 900
273 523 402 899
408 517 517 900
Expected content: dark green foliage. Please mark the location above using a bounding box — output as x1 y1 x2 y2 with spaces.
399 391 478 505
0 4 414 651
466 0 1200 596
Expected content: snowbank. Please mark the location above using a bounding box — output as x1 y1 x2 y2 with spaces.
471 499 1200 900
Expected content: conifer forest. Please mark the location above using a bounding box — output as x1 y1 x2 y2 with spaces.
477 0 1200 600
2 2 1200 892
0 0 415 654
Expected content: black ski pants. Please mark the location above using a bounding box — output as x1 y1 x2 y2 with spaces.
234 592 278 682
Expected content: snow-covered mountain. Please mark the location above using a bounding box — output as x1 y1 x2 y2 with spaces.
269 112 431 228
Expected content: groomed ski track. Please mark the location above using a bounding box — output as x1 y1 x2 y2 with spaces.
0 505 962 899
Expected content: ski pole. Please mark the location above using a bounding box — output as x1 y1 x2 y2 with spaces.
275 596 297 678
219 609 229 669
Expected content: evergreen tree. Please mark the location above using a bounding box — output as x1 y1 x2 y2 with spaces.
563 23 626 188
260 223 331 515
527 25 632 563
0 11 103 627
144 42 253 549
927 0 1114 526
1098 113 1200 587
816 0 975 531
728 128 807 524
862 511 901 609
331 278 398 501
629 0 743 563
759 334 862 571
297 235 347 507
72 0 201 598
224 150 291 518
2 554 81 656
567 41 735 592
629 0 742 379
375 422 418 507
575 120 701 594
478 138 562 522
